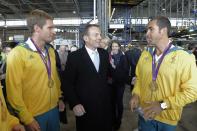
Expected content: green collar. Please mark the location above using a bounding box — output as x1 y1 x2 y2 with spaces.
18 42 51 52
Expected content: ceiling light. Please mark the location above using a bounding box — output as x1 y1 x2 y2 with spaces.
72 11 76 14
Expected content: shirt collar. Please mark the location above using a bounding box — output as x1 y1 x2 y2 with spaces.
154 40 175 61
85 45 98 55
25 37 37 51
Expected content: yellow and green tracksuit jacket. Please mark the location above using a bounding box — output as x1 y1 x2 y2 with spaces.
6 40 61 125
132 45 197 125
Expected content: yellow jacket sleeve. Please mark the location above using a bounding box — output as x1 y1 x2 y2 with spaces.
6 48 34 125
7 113 20 131
165 53 197 109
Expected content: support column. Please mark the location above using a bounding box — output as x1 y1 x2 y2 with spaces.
97 0 109 37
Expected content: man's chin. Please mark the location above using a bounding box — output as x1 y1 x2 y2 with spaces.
46 39 53 43
147 42 155 47
95 44 100 48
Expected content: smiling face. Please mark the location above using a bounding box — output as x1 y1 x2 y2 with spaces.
83 26 102 50
111 42 120 54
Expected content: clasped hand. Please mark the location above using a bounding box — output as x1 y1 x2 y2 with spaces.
73 104 86 117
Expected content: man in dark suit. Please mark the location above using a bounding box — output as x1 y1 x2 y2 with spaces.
64 24 113 131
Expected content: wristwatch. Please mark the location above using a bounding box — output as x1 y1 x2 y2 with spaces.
160 101 168 110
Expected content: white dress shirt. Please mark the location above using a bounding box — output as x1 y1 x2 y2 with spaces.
85 46 100 72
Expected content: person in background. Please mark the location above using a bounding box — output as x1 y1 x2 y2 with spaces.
58 45 68 71
109 40 128 130
124 45 141 88
100 36 111 52
6 9 62 131
65 45 70 53
63 24 113 131
70 45 78 52
0 41 18 98
124 46 129 52
130 16 197 131
188 43 197 65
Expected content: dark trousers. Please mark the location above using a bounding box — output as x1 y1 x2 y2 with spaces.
59 108 67 124
111 83 125 129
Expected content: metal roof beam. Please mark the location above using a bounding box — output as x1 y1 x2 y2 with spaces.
0 0 23 18
47 0 59 17
21 0 35 10
73 0 80 15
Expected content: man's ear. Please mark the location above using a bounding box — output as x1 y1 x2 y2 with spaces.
161 27 168 35
83 35 88 42
34 24 41 33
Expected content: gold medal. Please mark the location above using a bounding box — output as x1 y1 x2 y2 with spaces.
48 79 54 88
149 80 158 91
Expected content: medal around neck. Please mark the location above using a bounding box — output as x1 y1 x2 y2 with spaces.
150 44 172 92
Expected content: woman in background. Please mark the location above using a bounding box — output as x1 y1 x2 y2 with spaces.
110 40 128 130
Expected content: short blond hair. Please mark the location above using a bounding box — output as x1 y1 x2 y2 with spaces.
26 9 53 33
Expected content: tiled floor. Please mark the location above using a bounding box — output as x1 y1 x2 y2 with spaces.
61 86 197 131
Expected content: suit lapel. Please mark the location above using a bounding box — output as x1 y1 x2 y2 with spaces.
97 48 104 74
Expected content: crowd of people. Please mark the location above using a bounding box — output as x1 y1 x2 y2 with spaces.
0 9 197 131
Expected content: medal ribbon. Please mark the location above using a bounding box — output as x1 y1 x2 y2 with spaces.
152 43 172 81
31 38 52 79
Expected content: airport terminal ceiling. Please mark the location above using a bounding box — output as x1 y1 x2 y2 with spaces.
0 0 195 24
0 0 196 43
0 0 196 24
0 0 145 19
0 0 92 19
